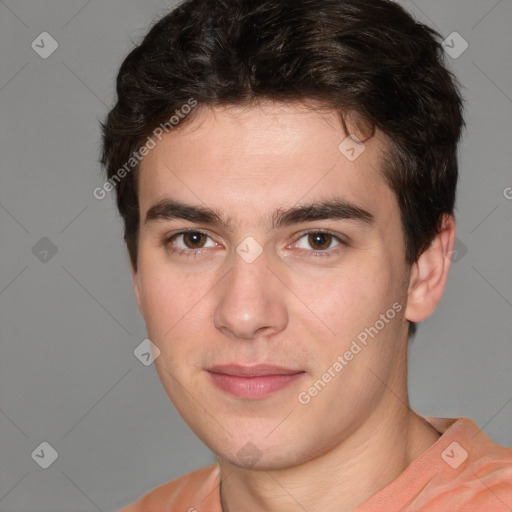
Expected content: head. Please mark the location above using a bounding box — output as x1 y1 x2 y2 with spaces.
101 0 463 470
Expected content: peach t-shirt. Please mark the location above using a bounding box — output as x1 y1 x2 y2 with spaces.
119 417 512 512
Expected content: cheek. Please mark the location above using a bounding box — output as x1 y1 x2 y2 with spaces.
136 259 215 365
289 259 388 332
137 248 197 328
291 253 406 377
138 276 174 340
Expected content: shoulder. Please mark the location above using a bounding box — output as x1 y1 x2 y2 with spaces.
424 453 512 511
358 418 512 512
456 443 512 509
118 463 221 512
426 418 512 511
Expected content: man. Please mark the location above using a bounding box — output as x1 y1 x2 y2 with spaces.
101 0 512 510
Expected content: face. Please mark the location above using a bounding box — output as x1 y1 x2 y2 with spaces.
133 102 412 470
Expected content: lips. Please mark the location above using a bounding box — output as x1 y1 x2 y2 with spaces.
208 364 303 377
207 364 305 398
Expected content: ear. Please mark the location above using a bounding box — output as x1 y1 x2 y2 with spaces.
405 214 456 323
131 265 144 316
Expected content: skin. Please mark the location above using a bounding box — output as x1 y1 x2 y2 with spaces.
132 101 456 512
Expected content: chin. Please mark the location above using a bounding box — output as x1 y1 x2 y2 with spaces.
205 432 313 471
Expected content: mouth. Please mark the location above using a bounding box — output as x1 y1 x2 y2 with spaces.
207 364 306 399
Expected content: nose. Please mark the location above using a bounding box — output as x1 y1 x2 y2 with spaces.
213 250 288 341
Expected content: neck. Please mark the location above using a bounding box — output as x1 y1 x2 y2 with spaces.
218 405 441 512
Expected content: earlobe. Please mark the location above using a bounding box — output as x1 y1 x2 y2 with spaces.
405 214 456 323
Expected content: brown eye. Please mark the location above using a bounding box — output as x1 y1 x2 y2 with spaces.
182 232 208 248
307 232 333 250
294 231 343 255
165 230 219 257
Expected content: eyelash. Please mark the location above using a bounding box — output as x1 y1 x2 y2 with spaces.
164 228 346 259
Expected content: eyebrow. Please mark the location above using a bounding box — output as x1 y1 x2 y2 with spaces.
144 197 374 230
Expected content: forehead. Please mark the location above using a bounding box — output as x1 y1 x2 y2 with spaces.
137 102 396 226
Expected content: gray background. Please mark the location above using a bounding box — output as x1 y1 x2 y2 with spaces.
1 1 511 511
